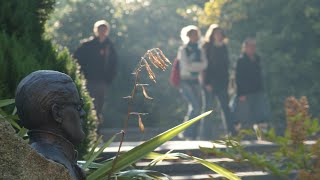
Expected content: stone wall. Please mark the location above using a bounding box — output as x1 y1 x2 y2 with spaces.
0 121 73 179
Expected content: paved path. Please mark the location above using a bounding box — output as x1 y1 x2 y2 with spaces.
98 140 313 179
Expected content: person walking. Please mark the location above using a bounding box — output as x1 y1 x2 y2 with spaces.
74 20 118 120
234 38 270 133
202 24 234 136
177 25 208 140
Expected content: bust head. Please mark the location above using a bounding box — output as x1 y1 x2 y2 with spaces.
15 70 85 145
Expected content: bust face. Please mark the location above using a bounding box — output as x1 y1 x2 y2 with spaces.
15 70 86 145
59 83 86 145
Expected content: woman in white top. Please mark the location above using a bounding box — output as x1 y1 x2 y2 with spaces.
177 25 208 140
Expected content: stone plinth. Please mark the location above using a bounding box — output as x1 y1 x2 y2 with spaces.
0 121 73 179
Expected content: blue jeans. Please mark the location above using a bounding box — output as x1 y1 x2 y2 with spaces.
180 80 204 139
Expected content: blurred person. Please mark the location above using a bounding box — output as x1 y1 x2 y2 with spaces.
177 25 208 140
74 20 117 120
202 24 234 136
234 38 270 133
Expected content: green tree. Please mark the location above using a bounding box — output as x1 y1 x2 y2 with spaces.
194 0 320 130
0 0 98 157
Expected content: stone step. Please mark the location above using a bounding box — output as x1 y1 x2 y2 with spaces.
100 140 280 159
170 171 296 180
99 125 228 142
97 140 313 179
135 158 260 174
99 127 184 142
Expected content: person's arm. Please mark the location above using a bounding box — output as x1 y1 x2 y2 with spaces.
202 43 214 90
224 45 230 72
236 57 246 99
256 55 265 90
73 44 84 65
198 48 208 85
105 41 118 84
199 48 208 71
73 42 89 76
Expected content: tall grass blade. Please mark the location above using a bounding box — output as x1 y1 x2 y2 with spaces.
18 127 28 137
144 152 240 180
82 134 117 169
192 156 240 180
0 99 15 108
84 135 103 161
144 152 178 160
87 111 212 180
115 169 172 180
145 150 175 169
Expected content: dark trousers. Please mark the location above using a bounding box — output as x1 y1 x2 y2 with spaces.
86 81 105 116
206 87 234 135
234 92 270 130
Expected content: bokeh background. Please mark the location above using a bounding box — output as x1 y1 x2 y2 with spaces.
45 0 320 132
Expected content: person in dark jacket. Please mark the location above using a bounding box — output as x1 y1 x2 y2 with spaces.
202 24 233 136
74 20 117 117
235 38 270 132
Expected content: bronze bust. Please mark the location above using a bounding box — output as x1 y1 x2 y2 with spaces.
15 70 86 180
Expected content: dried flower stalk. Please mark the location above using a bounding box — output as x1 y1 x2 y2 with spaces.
110 48 170 178
141 48 172 83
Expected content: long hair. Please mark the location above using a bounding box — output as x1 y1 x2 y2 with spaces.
204 24 227 44
180 25 201 44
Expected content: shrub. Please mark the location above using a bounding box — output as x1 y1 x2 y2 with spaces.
0 0 98 157
201 96 320 179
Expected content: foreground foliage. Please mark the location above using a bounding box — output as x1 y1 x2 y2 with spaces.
83 111 240 180
200 96 320 179
1 100 239 179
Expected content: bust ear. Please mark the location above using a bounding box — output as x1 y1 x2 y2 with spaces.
51 104 63 124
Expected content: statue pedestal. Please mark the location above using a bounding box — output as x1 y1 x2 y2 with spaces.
0 121 73 179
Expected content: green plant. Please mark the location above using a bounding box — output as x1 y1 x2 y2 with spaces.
0 99 27 138
200 96 320 179
82 111 240 180
88 111 211 179
0 0 98 157
78 48 240 180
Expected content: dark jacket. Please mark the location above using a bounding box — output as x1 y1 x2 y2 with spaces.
203 43 229 90
236 53 263 96
74 36 117 84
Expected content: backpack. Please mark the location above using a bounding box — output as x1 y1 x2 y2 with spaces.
169 58 180 88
